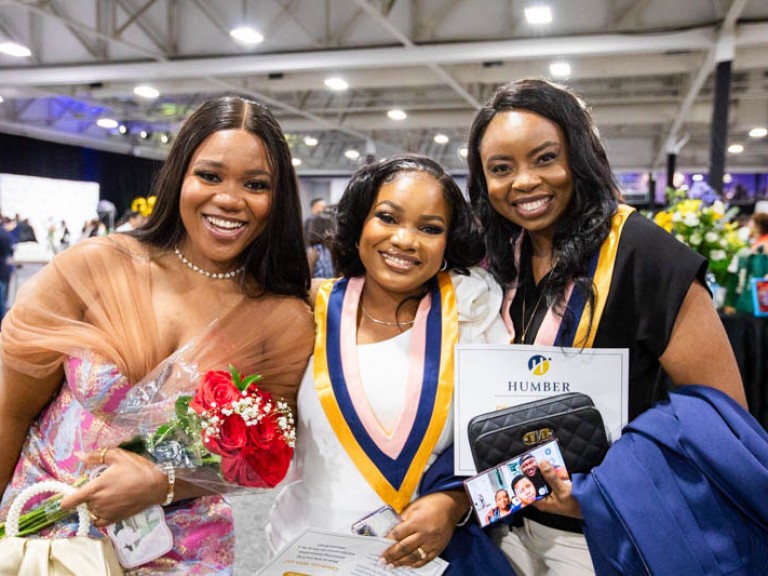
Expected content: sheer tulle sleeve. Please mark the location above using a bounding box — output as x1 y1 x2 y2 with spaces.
1 236 162 383
189 295 314 412
0 236 314 410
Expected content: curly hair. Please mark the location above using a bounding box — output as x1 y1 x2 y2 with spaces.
331 154 484 278
133 95 309 299
468 79 620 324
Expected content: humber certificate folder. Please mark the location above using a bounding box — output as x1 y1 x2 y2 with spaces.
454 344 629 476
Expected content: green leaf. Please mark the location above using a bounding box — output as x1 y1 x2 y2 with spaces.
229 364 244 391
241 374 263 390
175 395 193 429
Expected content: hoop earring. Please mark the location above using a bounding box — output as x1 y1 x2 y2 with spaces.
440 259 448 272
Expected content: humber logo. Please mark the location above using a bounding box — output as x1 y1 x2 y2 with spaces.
527 355 551 376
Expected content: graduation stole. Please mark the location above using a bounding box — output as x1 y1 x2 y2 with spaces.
313 272 457 513
502 204 635 347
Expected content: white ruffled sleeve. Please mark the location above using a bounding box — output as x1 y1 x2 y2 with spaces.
451 267 509 344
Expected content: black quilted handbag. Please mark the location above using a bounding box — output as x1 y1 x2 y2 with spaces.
468 392 609 474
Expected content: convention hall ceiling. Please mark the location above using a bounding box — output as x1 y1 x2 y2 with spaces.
0 0 767 176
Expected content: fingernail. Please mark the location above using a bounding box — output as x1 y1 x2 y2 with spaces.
378 557 387 566
540 460 551 472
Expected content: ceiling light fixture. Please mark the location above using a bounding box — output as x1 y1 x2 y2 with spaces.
457 146 469 160
97 118 118 129
134 85 160 99
748 127 767 138
345 149 360 160
292 158 302 167
304 136 318 146
549 61 571 78
160 133 170 144
433 133 450 144
118 124 128 135
139 130 151 140
229 27 264 45
0 41 32 57
0 96 4 103
387 109 407 121
525 5 552 25
727 144 744 154
324 77 349 91
692 174 704 182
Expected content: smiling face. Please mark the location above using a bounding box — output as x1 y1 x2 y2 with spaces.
178 129 272 273
520 456 539 477
358 171 450 300
495 489 511 511
480 110 573 248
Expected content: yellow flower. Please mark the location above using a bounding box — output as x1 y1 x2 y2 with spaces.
654 211 673 232
649 189 748 286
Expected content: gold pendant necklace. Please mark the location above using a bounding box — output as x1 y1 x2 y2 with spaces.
519 259 557 344
520 282 547 344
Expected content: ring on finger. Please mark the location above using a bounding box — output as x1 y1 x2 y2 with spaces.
416 546 427 561
99 447 109 465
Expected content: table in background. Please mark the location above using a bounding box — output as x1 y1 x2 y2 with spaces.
719 312 768 429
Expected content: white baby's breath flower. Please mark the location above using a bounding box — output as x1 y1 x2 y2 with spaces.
709 249 727 261
683 213 700 227
705 232 719 243
689 233 702 246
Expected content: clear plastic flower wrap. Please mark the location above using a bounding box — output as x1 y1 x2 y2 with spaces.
109 340 296 494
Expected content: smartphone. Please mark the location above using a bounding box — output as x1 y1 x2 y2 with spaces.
463 438 568 528
351 505 402 537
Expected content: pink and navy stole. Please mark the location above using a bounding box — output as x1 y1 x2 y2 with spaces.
502 204 635 347
313 272 457 513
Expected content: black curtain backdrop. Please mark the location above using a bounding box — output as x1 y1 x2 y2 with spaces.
0 133 162 215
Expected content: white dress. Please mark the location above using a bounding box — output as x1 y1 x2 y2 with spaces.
267 268 506 552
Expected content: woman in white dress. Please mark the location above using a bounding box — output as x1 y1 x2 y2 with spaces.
268 155 511 572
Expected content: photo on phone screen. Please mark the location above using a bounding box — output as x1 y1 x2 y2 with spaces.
463 439 568 528
350 505 401 537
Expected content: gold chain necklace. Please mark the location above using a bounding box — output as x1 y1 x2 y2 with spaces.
520 281 547 344
519 260 557 344
359 301 415 327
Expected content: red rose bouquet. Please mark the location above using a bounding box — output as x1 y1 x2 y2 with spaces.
114 361 295 491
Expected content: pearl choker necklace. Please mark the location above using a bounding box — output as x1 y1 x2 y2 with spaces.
174 246 245 280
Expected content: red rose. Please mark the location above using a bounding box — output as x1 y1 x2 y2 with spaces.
221 440 293 487
247 413 281 447
203 413 248 456
190 370 241 414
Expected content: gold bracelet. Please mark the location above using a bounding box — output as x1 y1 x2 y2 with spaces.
158 462 175 506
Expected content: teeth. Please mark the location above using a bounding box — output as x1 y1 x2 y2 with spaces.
515 198 548 212
206 216 245 230
382 253 416 268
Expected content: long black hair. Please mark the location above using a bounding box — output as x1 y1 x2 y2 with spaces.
468 79 620 320
332 154 484 278
133 96 309 299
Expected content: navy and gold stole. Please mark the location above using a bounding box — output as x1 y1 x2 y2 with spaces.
503 204 635 347
556 204 635 347
313 272 457 513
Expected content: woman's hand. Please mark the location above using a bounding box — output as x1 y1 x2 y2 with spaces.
60 448 167 527
532 459 582 518
379 491 466 569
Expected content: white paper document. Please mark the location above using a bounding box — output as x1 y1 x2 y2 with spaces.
454 344 629 476
258 527 449 576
